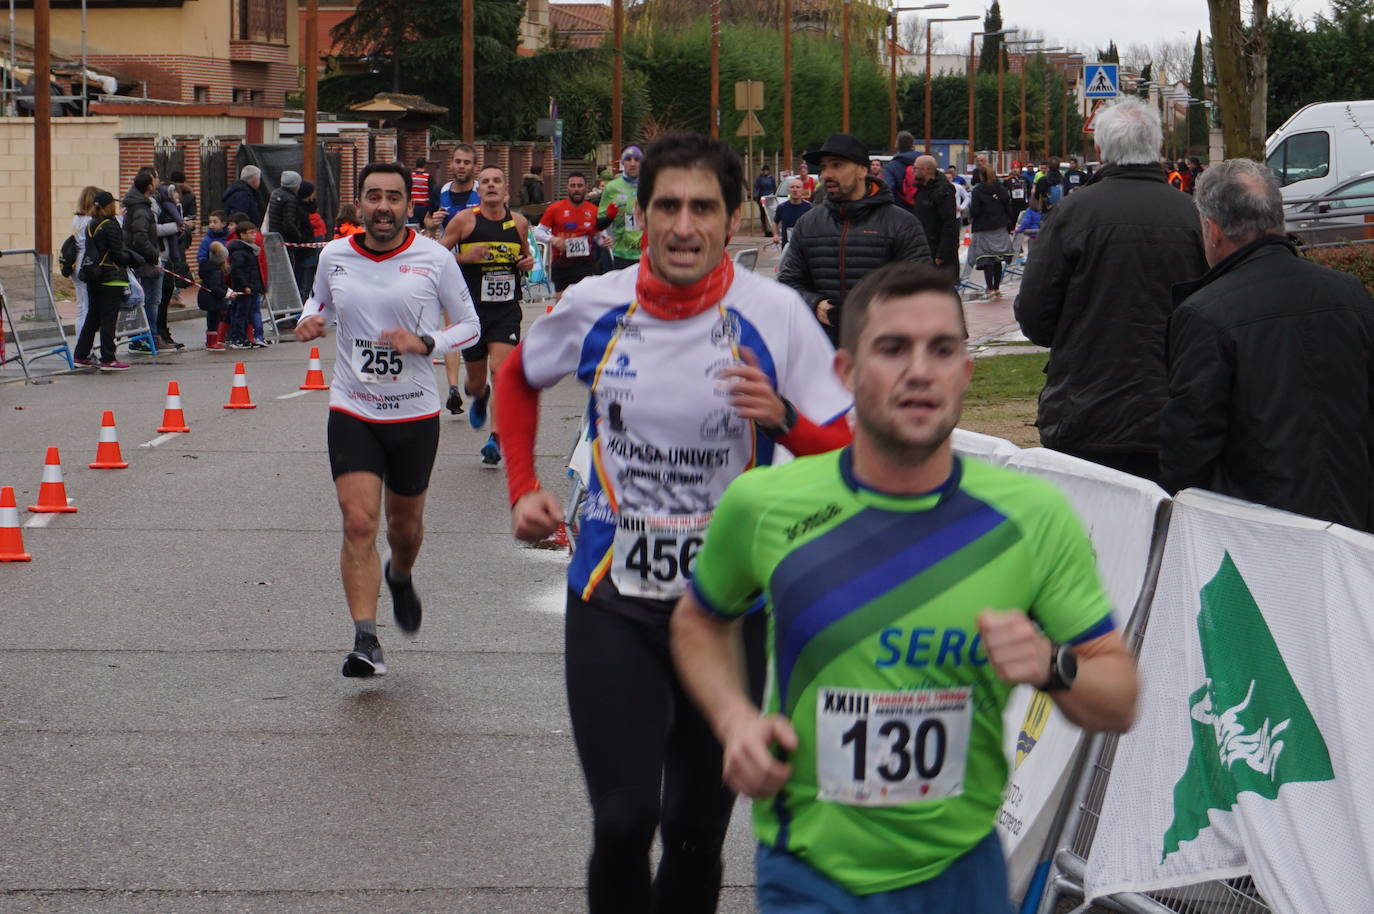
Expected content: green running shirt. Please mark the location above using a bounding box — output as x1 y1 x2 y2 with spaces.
690 448 1114 895
598 175 643 261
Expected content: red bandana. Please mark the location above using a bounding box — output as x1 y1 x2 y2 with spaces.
634 250 735 321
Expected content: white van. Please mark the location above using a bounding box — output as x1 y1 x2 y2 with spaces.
1265 100 1374 202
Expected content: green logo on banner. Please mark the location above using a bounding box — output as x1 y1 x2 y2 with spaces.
1162 552 1334 861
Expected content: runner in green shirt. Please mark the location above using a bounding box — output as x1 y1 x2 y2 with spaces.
670 261 1139 911
598 144 644 269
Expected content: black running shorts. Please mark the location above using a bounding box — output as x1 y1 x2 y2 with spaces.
462 301 523 363
327 410 440 497
551 260 599 293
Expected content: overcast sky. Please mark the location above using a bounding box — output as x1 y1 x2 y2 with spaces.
921 0 1333 58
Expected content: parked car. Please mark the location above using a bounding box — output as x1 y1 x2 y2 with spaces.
1284 170 1374 247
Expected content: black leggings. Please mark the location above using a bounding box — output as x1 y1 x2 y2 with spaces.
565 588 766 914
982 260 1004 291
74 283 124 363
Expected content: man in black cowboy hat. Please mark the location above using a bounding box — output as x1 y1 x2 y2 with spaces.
778 133 932 345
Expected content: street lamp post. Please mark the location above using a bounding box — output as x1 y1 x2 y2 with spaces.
1004 38 1043 162
888 3 951 151
991 29 1021 165
1027 47 1066 158
967 28 1015 168
842 0 850 132
923 13 979 152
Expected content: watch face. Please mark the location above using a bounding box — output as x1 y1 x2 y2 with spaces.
1059 645 1078 684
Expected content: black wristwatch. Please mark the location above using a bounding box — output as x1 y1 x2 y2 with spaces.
419 334 436 356
1044 642 1078 692
759 397 798 439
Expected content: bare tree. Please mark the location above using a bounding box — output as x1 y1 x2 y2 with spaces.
1208 0 1270 158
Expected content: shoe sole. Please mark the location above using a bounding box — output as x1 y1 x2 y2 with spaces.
385 560 422 636
342 652 387 677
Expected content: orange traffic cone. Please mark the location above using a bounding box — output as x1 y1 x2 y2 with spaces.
0 486 32 561
157 381 191 433
224 362 256 409
27 447 78 513
89 410 129 469
299 347 329 390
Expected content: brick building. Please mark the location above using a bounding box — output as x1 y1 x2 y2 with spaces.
12 0 299 109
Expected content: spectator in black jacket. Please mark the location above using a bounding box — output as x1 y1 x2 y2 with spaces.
968 164 1014 297
1015 97 1207 484
778 133 932 345
121 172 165 352
72 190 135 370
1160 159 1374 531
197 241 232 352
909 155 960 284
268 169 309 300
222 165 262 227
227 222 265 349
752 165 777 237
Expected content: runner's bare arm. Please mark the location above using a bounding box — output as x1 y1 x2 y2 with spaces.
671 589 797 798
440 210 474 254
977 610 1137 732
514 213 536 272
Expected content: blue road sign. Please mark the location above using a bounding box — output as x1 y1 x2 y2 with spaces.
1084 63 1120 98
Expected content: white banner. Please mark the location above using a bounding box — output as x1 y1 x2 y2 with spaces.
995 448 1170 900
1086 489 1374 911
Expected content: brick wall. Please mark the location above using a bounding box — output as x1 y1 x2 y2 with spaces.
0 117 121 255
397 128 429 170
118 135 156 190
86 54 296 108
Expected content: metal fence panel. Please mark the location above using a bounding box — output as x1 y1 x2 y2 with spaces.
0 251 71 381
261 232 303 341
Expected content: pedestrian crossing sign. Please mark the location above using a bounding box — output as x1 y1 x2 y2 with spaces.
1084 63 1119 98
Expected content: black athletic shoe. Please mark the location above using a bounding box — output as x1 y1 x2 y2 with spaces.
342 630 387 677
445 385 464 415
385 559 422 635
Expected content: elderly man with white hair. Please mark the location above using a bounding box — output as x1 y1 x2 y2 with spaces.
1014 96 1207 484
1160 159 1374 531
222 164 263 227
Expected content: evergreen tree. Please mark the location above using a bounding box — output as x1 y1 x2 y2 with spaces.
979 1 1005 74
1187 31 1209 157
1097 40 1119 63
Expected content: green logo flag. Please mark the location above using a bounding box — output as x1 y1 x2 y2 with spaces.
1161 552 1334 860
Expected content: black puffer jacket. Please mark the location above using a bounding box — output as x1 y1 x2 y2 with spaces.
778 177 932 341
84 215 134 285
228 239 264 295
1014 163 1207 453
121 188 160 279
266 186 306 244
910 172 959 266
1160 236 1374 531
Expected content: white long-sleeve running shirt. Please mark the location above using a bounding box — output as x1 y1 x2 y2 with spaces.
303 229 480 422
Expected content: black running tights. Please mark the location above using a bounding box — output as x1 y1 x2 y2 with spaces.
982 260 1003 291
565 588 766 914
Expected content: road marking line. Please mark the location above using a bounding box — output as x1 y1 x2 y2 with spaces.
24 498 72 528
139 433 180 448
276 390 311 400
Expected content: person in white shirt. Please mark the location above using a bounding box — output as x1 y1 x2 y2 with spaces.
294 162 481 678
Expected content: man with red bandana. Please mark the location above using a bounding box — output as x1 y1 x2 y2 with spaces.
496 133 854 914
